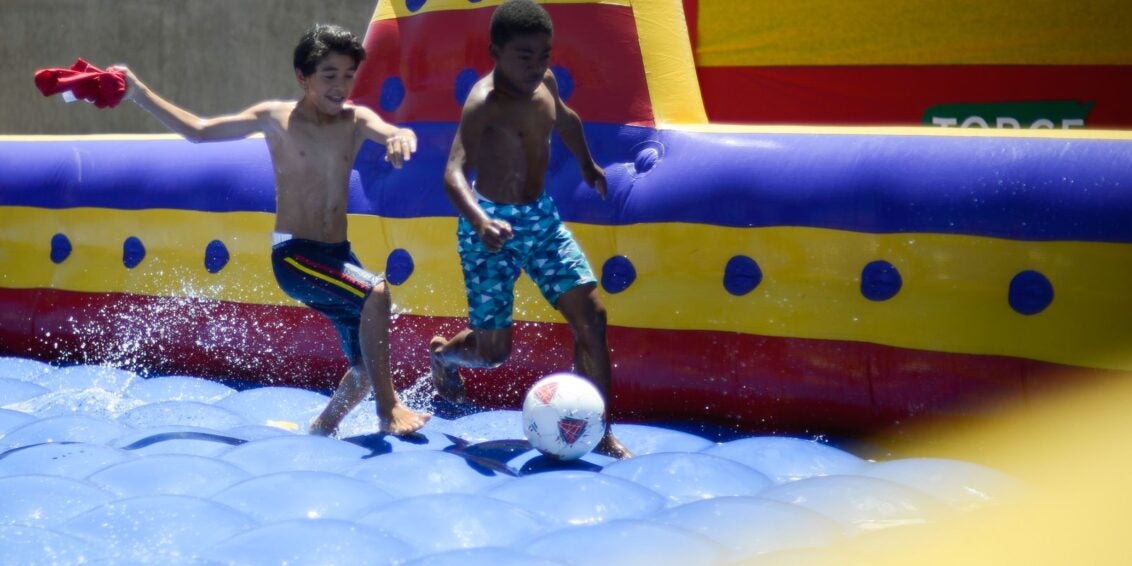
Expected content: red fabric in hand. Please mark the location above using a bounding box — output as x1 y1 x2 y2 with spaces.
35 58 127 109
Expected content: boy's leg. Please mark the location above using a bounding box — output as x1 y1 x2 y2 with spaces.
556 284 633 459
359 282 430 435
430 327 512 403
437 212 521 402
309 364 368 436
272 240 427 436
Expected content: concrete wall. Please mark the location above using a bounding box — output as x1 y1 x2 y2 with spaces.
2 0 376 135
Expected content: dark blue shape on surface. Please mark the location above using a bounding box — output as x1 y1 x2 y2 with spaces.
385 248 415 285
601 256 636 294
122 236 146 269
455 68 480 106
50 233 72 264
1009 270 1054 315
724 255 763 296
204 240 230 274
379 76 406 112
861 260 902 302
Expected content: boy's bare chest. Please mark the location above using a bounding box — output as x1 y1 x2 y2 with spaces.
271 122 356 175
486 104 553 148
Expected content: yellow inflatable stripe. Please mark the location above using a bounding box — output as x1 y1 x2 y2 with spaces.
697 0 1132 66
372 0 630 22
0 207 284 304
632 0 707 125
5 207 1132 371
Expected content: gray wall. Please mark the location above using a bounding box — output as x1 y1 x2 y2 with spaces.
2 0 376 135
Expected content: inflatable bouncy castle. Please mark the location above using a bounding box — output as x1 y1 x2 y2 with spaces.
3 0 1131 438
682 0 1132 127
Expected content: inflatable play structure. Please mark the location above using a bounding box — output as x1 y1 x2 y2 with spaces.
3 0 1131 437
681 0 1132 127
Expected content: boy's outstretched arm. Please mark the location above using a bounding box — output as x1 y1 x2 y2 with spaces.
355 105 417 169
443 106 512 252
546 72 606 198
113 65 266 142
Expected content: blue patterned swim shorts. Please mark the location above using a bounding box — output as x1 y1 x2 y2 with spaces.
457 192 596 330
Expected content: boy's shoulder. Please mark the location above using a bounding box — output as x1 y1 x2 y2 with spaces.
465 75 494 106
251 99 294 110
243 99 296 121
345 102 376 118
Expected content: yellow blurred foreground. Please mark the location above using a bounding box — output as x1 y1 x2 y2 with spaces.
756 372 1132 565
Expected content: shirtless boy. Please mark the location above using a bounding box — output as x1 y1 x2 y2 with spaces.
430 0 631 458
114 24 430 436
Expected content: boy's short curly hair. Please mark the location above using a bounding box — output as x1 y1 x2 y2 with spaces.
293 23 366 76
490 0 554 47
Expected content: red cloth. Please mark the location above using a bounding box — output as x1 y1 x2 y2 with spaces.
34 58 127 109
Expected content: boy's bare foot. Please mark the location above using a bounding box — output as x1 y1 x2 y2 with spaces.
429 336 467 403
380 404 431 436
308 418 336 437
595 432 634 459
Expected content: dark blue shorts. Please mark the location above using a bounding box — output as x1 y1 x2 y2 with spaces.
271 236 384 364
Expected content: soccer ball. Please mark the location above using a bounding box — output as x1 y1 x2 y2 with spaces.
522 373 606 460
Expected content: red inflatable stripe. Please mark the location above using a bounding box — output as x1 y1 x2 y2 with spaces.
697 65 1132 127
4 288 1121 437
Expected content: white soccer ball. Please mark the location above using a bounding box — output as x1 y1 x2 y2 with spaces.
522 372 606 460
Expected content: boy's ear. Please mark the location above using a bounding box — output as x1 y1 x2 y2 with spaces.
488 43 500 61
294 68 307 88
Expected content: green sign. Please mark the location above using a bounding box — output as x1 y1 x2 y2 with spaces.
923 100 1094 129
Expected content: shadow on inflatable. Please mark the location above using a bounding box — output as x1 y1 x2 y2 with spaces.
2 0 1131 440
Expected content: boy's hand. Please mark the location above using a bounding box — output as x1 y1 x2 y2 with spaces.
476 218 513 252
384 128 418 169
582 163 607 199
108 65 143 102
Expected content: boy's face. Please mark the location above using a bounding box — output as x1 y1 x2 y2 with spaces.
491 32 552 95
296 52 358 115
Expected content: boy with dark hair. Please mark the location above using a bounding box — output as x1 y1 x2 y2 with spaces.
430 0 632 458
110 23 431 436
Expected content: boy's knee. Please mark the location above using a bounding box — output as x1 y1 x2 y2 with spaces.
574 300 607 330
590 301 607 326
365 282 391 310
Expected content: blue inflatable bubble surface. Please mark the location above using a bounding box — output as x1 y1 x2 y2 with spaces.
0 356 1018 564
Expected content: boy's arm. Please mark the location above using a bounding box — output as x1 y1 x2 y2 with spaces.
115 66 266 142
355 105 417 169
444 104 512 252
545 71 606 198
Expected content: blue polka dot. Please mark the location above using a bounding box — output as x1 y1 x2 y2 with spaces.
454 68 480 106
860 260 902 302
50 233 72 264
405 0 427 12
379 77 405 113
1008 270 1054 315
385 249 415 286
723 256 762 296
204 240 230 274
551 66 574 101
601 256 636 294
122 237 146 269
